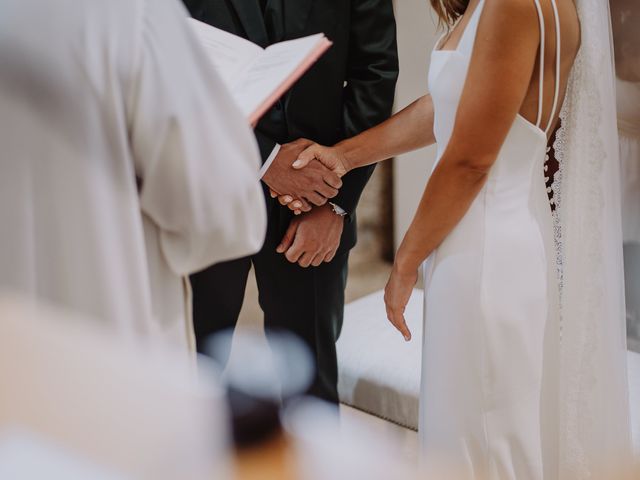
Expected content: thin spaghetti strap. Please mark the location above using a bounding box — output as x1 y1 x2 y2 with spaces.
544 0 561 134
532 0 546 129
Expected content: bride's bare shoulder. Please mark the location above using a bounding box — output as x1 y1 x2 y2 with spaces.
479 0 540 39
475 0 540 49
482 0 540 24
479 0 579 53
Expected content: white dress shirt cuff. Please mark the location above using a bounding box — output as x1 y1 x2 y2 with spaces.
259 143 281 178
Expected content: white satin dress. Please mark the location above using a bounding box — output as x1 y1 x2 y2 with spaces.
419 1 561 478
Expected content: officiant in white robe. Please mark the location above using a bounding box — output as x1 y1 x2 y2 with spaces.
0 0 266 349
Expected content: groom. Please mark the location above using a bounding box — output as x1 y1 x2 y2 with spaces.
183 0 398 403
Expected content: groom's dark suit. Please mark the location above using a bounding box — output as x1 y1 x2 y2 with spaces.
184 0 398 402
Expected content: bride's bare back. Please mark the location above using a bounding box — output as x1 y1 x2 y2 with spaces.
447 0 580 158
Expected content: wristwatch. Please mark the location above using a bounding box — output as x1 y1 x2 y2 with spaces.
329 202 347 217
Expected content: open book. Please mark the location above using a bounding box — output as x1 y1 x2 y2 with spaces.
189 18 332 125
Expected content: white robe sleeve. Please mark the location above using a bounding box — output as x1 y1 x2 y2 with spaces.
127 0 266 276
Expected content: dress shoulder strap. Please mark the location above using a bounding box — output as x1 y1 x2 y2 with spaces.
532 0 562 134
457 0 486 55
546 0 561 134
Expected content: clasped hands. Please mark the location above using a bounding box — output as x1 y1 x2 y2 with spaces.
262 138 348 214
262 138 349 268
264 138 417 342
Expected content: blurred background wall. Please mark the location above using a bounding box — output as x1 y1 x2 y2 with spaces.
391 0 437 251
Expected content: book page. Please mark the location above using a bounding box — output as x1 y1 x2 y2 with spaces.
188 18 262 88
234 34 327 119
189 19 330 122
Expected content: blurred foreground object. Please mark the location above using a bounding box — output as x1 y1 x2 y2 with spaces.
0 429 126 480
0 295 231 480
207 329 314 448
282 398 418 480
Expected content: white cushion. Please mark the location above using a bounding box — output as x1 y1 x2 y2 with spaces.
337 289 423 430
338 288 640 453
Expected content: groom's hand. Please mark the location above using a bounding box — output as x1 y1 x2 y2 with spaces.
274 142 350 214
276 204 344 267
262 139 343 209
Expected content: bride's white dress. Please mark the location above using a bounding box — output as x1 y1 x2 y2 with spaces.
419 1 562 478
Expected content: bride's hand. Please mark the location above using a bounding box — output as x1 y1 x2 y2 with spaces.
384 265 418 342
269 189 312 215
292 143 350 177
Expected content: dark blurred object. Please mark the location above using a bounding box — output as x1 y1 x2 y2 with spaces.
226 387 281 448
205 329 314 449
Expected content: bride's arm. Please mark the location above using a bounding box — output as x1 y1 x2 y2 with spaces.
395 0 540 268
385 0 540 340
339 94 436 169
277 95 434 213
293 94 436 177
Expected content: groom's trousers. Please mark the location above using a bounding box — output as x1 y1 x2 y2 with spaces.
190 199 349 404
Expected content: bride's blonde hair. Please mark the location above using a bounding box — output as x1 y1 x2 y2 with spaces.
430 0 469 26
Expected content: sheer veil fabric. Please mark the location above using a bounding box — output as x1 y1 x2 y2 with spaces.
552 0 633 476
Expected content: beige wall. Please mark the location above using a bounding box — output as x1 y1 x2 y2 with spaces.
392 0 440 249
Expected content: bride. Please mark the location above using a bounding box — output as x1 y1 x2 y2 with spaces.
283 0 632 477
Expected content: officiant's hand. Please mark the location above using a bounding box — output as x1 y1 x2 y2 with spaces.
276 204 344 267
384 265 418 342
263 139 343 211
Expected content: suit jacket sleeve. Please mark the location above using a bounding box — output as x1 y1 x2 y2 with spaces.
332 0 399 215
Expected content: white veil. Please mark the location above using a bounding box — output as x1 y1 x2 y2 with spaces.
552 0 633 476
